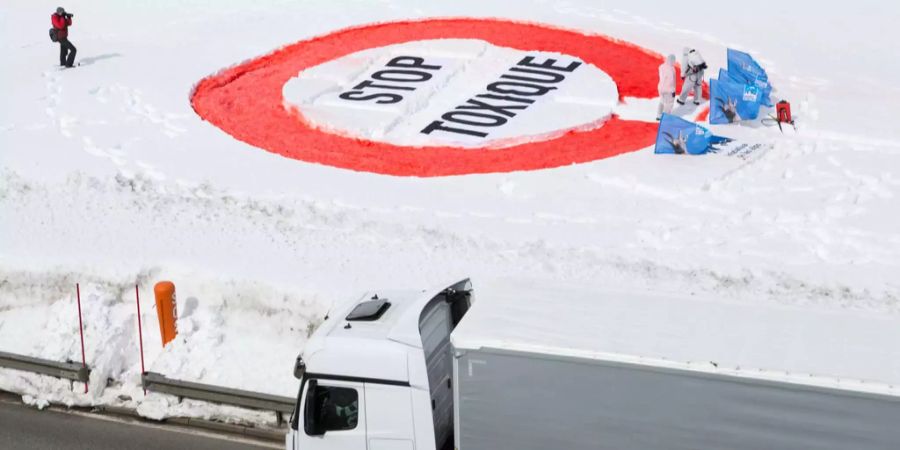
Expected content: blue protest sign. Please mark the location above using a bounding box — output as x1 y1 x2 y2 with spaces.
655 114 729 155
719 68 737 83
726 49 773 106
710 78 764 124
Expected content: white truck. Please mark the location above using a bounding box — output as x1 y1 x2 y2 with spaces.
286 279 900 450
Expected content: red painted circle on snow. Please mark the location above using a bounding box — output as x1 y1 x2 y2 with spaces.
192 18 666 177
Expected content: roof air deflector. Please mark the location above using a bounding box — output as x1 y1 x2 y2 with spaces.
346 297 391 321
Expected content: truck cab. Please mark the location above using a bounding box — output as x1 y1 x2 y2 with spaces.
287 279 472 450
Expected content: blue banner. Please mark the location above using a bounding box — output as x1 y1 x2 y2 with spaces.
719 68 738 83
724 71 772 107
655 114 729 155
726 49 773 106
710 78 763 124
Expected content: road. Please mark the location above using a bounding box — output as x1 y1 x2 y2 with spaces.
0 398 277 450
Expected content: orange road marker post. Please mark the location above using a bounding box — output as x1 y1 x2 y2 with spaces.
153 281 178 347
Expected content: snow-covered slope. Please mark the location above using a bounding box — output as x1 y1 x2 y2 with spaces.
1 0 899 423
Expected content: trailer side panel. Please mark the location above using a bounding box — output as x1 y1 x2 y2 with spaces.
454 347 900 450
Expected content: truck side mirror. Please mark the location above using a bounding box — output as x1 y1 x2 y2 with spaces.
303 379 325 436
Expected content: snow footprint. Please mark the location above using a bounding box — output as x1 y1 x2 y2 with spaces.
88 86 110 104
117 86 188 138
43 71 63 115
136 160 167 181
82 137 127 166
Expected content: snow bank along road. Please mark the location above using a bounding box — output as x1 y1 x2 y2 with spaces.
1 0 899 425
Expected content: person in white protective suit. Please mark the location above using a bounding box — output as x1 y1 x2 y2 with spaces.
677 47 707 105
657 54 677 120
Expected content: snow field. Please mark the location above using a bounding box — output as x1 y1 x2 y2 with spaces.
1 0 899 424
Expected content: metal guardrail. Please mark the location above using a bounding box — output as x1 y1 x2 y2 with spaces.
142 371 294 424
0 351 90 382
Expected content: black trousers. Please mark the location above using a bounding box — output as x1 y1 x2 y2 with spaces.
59 38 76 67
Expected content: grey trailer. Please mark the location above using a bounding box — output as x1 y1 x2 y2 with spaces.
453 346 900 450
451 282 900 450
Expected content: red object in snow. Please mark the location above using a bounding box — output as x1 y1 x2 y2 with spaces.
776 100 792 124
191 18 671 176
51 14 72 40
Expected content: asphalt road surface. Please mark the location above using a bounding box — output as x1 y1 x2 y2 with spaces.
0 398 276 450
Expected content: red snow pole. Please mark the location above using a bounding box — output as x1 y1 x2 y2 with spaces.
135 285 146 395
75 283 88 394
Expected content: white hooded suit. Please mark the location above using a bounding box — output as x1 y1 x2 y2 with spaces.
657 54 677 119
678 48 706 105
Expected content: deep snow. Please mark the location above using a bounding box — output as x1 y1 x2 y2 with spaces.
1 0 899 425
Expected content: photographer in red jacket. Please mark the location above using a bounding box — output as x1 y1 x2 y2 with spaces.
51 7 76 68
